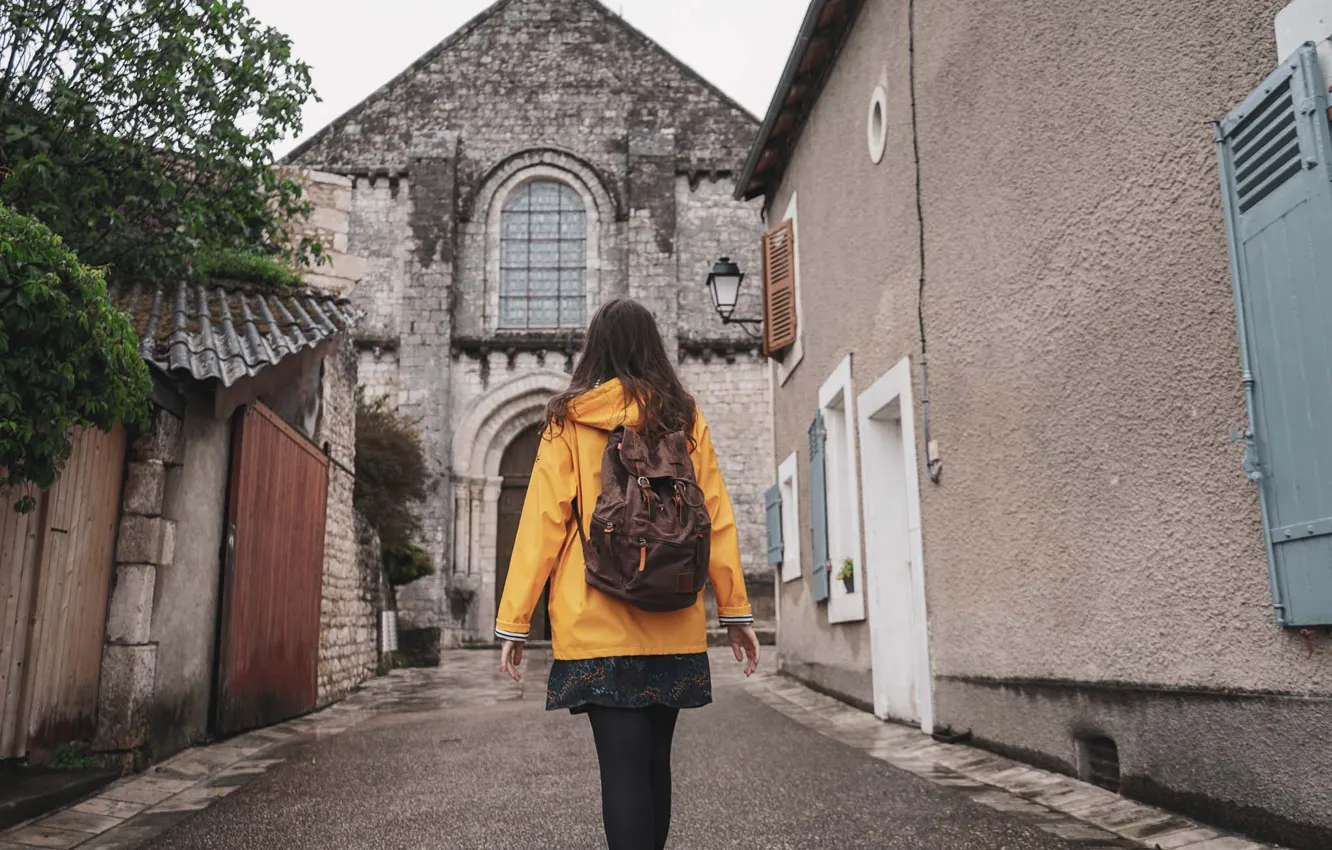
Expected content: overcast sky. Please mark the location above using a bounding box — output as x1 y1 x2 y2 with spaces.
246 0 809 157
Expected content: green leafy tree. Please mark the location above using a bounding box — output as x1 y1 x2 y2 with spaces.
0 0 322 283
382 543 436 588
354 395 436 586
0 207 152 511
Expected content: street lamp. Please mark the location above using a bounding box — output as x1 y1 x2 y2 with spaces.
706 257 761 328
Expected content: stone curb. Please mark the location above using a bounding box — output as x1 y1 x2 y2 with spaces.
743 674 1286 850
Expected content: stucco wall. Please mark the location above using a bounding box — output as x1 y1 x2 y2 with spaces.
150 394 229 757
765 0 1330 844
908 0 1325 693
766 0 917 707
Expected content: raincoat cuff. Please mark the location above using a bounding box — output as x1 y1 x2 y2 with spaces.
494 620 530 642
718 609 754 627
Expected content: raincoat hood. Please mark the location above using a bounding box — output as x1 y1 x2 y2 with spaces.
567 379 644 431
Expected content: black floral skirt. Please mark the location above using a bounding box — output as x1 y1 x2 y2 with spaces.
546 652 712 713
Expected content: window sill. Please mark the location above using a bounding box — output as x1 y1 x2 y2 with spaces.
828 591 867 624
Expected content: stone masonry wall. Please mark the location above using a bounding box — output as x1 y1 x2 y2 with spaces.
679 354 772 579
315 336 377 704
286 0 755 193
285 0 770 644
96 407 182 752
286 169 367 296
347 174 412 347
674 175 766 345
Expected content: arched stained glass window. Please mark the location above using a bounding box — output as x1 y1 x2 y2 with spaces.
499 180 587 329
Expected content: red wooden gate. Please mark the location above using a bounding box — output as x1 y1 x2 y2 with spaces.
215 404 328 735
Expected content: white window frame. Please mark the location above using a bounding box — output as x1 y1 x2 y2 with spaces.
778 452 801 583
819 354 865 624
774 191 804 386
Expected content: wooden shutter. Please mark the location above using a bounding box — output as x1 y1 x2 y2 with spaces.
1216 43 1332 626
765 484 783 565
761 219 798 356
808 412 830 602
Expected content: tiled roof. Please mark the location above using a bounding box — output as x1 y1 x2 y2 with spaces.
107 279 360 387
736 0 864 201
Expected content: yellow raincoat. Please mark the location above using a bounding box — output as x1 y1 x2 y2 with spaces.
494 380 753 660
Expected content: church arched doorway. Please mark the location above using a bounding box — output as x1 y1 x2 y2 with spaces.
495 423 551 640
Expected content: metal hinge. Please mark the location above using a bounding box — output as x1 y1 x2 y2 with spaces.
1230 428 1262 481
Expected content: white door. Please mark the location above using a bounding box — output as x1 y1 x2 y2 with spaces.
858 358 933 732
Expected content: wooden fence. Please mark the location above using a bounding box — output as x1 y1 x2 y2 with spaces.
0 425 127 760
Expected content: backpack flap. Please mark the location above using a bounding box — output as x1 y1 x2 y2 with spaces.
581 425 711 612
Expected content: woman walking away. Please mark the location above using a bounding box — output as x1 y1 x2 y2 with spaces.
496 297 761 850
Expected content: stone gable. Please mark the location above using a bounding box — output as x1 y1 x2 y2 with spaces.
287 0 758 179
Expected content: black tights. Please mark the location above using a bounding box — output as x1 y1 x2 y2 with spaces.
585 705 680 850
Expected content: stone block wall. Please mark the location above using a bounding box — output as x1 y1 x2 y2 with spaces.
674 175 766 340
285 169 368 295
285 0 755 205
679 353 773 580
315 336 378 704
347 173 412 349
358 347 403 407
96 408 183 752
283 0 773 646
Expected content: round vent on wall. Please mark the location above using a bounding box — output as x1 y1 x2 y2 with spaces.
867 85 888 164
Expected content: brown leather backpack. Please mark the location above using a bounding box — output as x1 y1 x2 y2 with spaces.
573 424 711 612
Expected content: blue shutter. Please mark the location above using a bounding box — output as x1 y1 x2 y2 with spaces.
808 412 830 602
1216 42 1332 626
764 484 784 565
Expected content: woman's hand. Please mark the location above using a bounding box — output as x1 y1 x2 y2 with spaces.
501 639 524 682
728 624 761 677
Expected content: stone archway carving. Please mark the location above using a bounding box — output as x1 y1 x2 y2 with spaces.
465 147 621 223
450 370 570 638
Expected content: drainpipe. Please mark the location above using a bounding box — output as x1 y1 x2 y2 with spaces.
1213 119 1284 624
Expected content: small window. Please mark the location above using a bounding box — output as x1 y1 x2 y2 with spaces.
820 355 864 624
867 85 887 164
1215 44 1332 625
1076 735 1121 793
500 180 586 330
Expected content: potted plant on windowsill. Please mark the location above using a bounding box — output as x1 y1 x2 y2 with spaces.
836 558 855 593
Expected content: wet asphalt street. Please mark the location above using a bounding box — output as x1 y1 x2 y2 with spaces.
136 650 1090 850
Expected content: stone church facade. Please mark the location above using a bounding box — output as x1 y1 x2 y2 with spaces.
286 0 773 647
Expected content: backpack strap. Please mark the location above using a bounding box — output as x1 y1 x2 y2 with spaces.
569 419 588 548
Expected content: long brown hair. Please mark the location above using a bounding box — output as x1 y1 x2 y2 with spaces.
545 298 696 441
